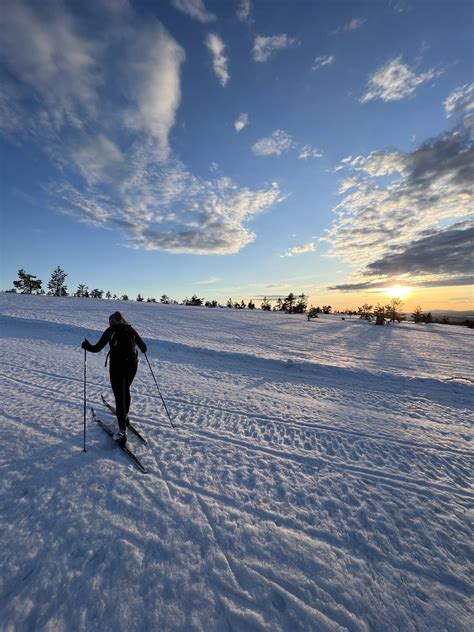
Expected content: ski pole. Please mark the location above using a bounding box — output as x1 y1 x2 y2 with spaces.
144 353 176 429
83 348 87 452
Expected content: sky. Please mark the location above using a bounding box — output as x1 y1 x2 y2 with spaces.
0 0 473 310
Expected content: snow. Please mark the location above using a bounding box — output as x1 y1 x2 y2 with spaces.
0 293 472 631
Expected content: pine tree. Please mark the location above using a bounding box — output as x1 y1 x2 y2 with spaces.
358 304 373 321
386 298 404 323
136 294 144 302
260 297 271 311
160 294 170 304
248 299 255 309
75 284 89 297
121 295 129 301
226 298 233 308
412 305 423 323
13 269 43 294
47 267 68 296
294 293 308 313
105 291 112 300
90 289 103 299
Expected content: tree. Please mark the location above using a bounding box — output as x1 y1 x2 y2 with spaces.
412 305 423 323
226 298 233 308
90 289 103 299
205 300 218 308
248 299 255 309
13 269 42 294
386 298 404 323
136 294 144 302
146 297 157 303
358 304 373 321
284 293 296 313
260 297 271 311
105 291 112 300
374 304 386 325
294 293 308 313
160 294 170 304
184 294 203 306
307 307 319 320
274 298 283 311
322 305 332 314
75 284 89 297
121 295 129 301
47 266 68 296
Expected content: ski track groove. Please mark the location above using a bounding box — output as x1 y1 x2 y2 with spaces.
1 368 472 501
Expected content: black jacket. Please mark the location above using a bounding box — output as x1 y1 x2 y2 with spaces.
83 324 147 362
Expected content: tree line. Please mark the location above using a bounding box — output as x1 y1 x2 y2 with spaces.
6 268 314 313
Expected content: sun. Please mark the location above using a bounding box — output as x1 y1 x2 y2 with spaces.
385 285 412 299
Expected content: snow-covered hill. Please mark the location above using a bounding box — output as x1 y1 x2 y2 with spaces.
1 294 472 631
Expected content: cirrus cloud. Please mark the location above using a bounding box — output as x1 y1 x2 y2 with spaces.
253 34 298 62
169 0 216 23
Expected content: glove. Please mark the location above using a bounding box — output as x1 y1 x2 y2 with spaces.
81 339 89 350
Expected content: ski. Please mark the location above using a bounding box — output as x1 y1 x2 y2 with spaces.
100 394 148 445
91 407 148 473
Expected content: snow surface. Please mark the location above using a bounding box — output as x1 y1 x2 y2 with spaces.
0 294 472 632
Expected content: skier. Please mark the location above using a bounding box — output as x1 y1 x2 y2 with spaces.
81 312 147 445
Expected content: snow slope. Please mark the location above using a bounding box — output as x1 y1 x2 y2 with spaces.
0 294 472 631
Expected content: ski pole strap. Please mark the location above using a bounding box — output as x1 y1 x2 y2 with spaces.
144 353 176 429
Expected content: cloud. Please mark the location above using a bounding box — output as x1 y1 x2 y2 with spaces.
0 0 101 132
236 0 252 23
70 134 124 185
324 111 474 290
195 276 221 285
234 113 249 132
252 130 296 156
298 145 323 160
332 17 366 35
169 0 216 23
252 131 322 160
312 55 334 71
444 83 474 119
205 34 229 87
253 34 298 62
124 24 185 157
1 2 282 256
281 242 316 257
360 56 441 103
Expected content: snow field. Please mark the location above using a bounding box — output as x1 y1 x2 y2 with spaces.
0 294 472 631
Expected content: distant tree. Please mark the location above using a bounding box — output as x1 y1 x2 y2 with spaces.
226 298 233 308
146 297 157 303
47 266 68 296
160 294 170 304
90 289 103 299
374 304 386 325
260 296 271 311
441 315 449 324
386 298 404 323
248 299 255 309
425 312 433 324
74 284 89 297
121 294 129 301
136 294 144 302
184 294 203 306
13 269 42 294
113 293 118 300
105 291 112 300
358 304 373 321
294 293 308 313
322 305 332 314
4 288 17 293
307 307 319 320
412 305 423 323
274 298 283 311
205 300 218 308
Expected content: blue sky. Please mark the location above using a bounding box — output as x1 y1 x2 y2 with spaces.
1 0 472 308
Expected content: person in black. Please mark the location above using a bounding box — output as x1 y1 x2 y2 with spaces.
81 311 147 445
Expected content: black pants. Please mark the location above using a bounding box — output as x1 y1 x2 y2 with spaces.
110 360 137 431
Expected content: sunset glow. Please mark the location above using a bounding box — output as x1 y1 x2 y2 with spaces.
385 285 412 299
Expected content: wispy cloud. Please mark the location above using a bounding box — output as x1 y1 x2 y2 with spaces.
324 110 473 290
169 0 216 23
298 145 323 159
332 17 366 35
205 34 229 87
252 130 322 160
195 276 221 285
234 113 249 132
360 56 441 103
252 130 296 156
281 242 316 257
444 83 474 119
253 34 298 62
0 0 101 132
1 1 283 256
236 0 252 23
312 55 334 71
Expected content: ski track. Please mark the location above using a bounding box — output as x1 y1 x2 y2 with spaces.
0 297 473 631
